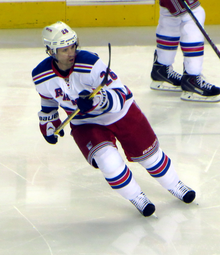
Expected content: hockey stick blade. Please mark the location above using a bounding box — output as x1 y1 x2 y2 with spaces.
179 0 220 58
54 43 111 135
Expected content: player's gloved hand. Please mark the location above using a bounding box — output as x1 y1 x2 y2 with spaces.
76 89 109 114
38 110 64 144
76 90 94 114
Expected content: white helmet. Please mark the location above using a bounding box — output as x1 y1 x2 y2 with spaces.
42 21 78 55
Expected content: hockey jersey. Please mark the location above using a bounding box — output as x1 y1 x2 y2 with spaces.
32 50 133 126
160 0 200 16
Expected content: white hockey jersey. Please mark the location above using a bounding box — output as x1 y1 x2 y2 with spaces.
32 50 134 126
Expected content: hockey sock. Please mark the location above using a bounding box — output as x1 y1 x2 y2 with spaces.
105 165 141 200
140 148 179 190
94 146 141 200
156 34 180 66
181 42 204 75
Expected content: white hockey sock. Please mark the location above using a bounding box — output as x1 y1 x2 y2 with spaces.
140 148 179 190
94 146 141 200
155 161 179 190
157 48 177 66
183 55 203 75
105 165 141 200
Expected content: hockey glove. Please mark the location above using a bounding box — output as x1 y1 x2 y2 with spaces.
76 89 109 114
38 110 64 144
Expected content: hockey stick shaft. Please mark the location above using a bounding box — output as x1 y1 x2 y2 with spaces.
54 43 111 135
179 0 220 58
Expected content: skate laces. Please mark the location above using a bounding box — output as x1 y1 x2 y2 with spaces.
168 181 195 203
130 192 151 211
169 181 190 200
130 192 155 216
167 66 182 81
196 75 213 90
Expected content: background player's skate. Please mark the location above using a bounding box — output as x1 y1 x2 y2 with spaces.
150 50 182 92
181 71 220 102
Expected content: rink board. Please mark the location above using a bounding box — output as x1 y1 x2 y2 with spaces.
0 0 219 28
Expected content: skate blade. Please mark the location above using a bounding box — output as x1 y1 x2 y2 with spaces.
152 212 158 219
181 91 220 102
150 80 182 92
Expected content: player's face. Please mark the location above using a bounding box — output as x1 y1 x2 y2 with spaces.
56 44 77 71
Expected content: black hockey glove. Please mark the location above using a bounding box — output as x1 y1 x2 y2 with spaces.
76 89 109 114
76 90 95 114
38 110 64 144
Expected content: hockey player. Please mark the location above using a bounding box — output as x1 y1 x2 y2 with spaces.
32 21 196 217
150 0 220 102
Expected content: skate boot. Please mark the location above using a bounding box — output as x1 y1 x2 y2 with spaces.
150 50 182 92
181 71 220 102
168 181 196 204
130 192 155 217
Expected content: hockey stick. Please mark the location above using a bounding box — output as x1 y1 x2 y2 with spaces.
54 43 111 135
179 0 220 58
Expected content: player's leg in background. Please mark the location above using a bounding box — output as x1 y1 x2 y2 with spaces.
150 7 182 91
180 6 220 101
180 5 205 76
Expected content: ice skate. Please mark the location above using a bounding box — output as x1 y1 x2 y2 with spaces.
181 71 220 102
150 51 182 92
130 192 155 217
168 181 196 204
